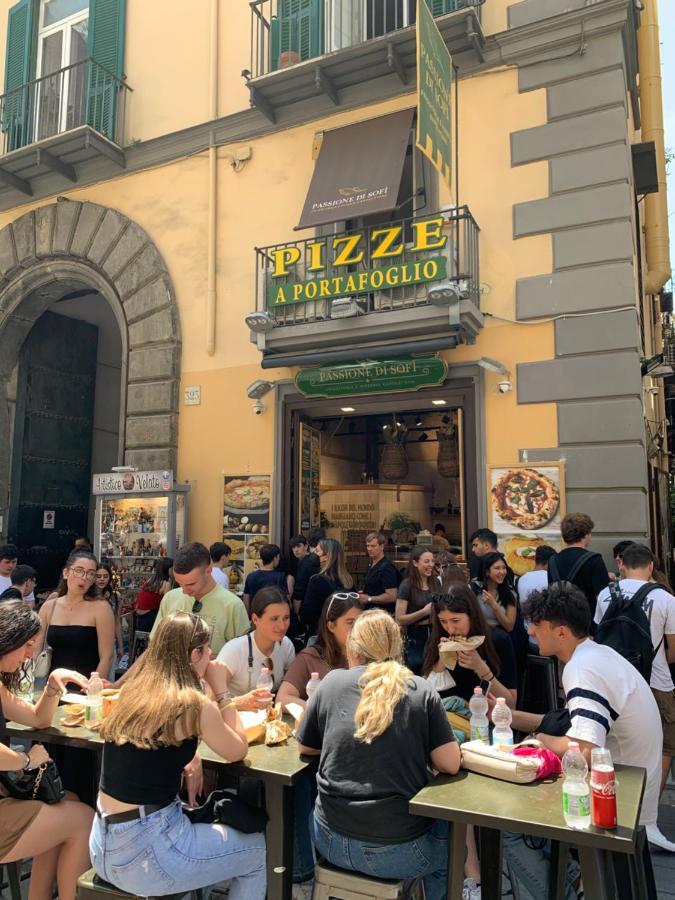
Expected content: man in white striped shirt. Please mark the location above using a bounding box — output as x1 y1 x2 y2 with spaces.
504 583 663 897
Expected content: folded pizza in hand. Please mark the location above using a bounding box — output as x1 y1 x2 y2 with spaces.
438 635 485 670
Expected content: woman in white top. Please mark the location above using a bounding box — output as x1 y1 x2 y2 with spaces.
216 586 294 711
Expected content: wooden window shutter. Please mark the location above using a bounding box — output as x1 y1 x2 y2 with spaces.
3 0 38 151
87 0 126 141
271 0 323 71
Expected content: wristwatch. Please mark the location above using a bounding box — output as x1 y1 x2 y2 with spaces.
18 750 31 771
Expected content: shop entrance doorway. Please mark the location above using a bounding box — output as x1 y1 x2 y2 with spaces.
277 379 480 585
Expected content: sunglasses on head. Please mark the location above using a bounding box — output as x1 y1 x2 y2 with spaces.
326 591 362 618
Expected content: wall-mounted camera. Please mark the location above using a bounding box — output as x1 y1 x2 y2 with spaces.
252 400 265 415
497 379 513 394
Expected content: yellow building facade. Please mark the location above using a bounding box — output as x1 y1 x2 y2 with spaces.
0 0 669 587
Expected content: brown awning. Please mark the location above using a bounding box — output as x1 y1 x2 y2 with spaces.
296 108 415 231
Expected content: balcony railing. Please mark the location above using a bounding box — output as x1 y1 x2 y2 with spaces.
255 207 480 327
0 57 131 155
250 0 478 79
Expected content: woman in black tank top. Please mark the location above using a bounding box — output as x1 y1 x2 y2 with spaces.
0 600 93 900
91 611 266 899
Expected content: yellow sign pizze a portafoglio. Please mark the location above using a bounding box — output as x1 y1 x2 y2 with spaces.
268 217 448 307
416 0 453 190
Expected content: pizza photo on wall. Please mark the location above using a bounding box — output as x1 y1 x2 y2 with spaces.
488 463 565 535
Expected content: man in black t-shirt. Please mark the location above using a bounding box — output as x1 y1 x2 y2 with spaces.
468 528 499 580
293 527 325 611
361 532 399 613
547 512 609 619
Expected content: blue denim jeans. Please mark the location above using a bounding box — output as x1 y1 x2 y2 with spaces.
90 799 266 899
502 831 580 900
311 814 449 900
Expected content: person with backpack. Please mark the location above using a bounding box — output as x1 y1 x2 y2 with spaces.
547 512 609 619
502 583 662 896
594 542 675 851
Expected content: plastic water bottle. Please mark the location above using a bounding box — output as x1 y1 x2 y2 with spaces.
305 672 320 702
562 742 591 829
491 697 513 748
85 671 104 722
256 667 274 706
469 687 489 743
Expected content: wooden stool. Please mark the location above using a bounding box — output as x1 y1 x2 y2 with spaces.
77 868 200 900
312 860 421 899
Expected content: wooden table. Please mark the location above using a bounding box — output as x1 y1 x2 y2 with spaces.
410 765 648 900
6 708 314 900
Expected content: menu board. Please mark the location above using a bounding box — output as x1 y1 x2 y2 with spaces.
222 475 271 591
298 423 321 533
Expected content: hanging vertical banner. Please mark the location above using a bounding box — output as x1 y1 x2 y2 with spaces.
416 0 453 190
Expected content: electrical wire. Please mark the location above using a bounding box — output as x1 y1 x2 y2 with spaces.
483 306 639 325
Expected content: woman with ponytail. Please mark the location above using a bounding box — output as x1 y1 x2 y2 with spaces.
296 608 460 900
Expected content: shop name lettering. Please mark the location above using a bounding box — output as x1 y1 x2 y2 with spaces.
269 218 448 307
315 360 426 384
93 472 166 492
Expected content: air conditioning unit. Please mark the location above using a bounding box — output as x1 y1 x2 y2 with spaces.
330 297 367 319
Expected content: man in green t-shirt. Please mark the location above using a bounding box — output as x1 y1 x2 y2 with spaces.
151 542 249 654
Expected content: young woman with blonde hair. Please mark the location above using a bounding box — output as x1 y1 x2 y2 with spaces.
90 612 266 899
297 608 460 900
300 538 353 636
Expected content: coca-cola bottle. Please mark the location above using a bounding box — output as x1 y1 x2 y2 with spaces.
590 747 617 829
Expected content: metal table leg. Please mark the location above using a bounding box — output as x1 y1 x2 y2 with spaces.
549 841 571 900
578 847 612 900
478 827 502 900
264 781 294 900
447 821 467 900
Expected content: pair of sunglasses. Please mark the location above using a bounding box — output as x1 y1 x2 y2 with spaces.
326 591 362 617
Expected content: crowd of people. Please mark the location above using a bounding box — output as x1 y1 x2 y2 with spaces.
0 513 673 899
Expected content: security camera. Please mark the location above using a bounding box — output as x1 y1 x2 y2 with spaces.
497 379 512 394
252 400 265 415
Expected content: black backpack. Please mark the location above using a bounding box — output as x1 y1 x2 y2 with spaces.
547 549 597 586
594 582 661 682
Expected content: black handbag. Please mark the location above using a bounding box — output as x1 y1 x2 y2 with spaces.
0 760 65 804
183 789 268 834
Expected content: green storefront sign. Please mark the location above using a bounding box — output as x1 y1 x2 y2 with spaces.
416 0 453 189
270 255 447 307
295 354 448 398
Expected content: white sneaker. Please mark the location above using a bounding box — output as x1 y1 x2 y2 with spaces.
646 824 675 852
462 877 481 900
291 880 314 900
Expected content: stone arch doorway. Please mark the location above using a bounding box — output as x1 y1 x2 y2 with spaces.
0 200 180 579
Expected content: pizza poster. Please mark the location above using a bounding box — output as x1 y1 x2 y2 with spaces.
222 475 271 585
488 463 565 537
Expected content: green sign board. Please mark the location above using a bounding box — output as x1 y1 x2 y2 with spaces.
295 354 448 399
270 256 447 307
416 0 453 190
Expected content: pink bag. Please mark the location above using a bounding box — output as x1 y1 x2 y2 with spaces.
513 745 562 780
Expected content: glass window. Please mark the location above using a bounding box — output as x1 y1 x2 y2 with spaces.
43 0 88 27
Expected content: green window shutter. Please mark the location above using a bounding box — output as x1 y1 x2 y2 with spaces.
86 0 126 141
3 0 38 151
270 0 323 71
426 0 465 14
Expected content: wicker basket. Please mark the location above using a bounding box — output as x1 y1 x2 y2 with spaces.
380 443 409 481
437 433 459 478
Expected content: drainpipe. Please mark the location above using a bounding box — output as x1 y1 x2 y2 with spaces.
206 0 219 355
637 0 671 295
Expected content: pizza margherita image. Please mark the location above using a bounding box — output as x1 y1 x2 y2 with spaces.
491 468 559 531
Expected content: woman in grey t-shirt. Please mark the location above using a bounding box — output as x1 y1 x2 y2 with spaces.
296 608 460 900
